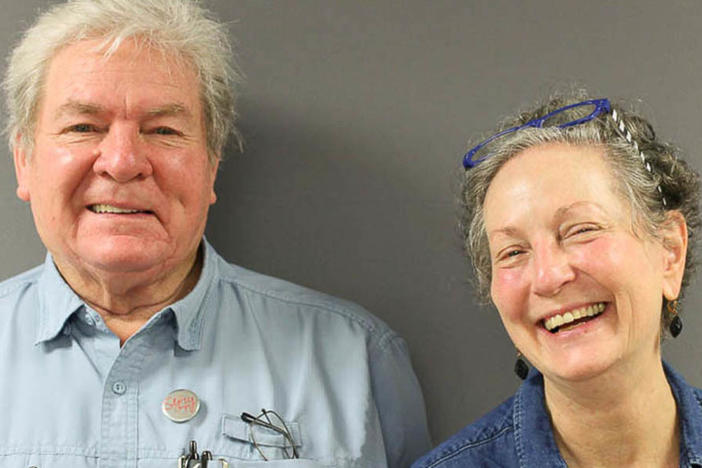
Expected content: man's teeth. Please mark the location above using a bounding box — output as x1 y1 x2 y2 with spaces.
90 204 143 214
544 303 606 332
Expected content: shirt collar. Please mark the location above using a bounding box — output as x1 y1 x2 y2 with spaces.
513 370 567 468
35 253 86 344
168 239 219 351
34 239 221 350
664 361 702 466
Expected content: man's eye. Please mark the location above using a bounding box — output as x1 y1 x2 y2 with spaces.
153 127 181 136
68 123 99 133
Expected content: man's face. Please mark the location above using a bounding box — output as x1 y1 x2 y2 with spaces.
14 38 218 279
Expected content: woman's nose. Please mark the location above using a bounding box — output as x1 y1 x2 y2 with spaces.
531 241 576 296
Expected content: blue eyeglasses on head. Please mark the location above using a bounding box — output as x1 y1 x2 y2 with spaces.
462 98 611 169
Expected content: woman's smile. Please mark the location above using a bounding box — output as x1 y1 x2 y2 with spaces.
542 302 606 333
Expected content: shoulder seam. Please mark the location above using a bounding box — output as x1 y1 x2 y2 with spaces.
0 276 38 299
372 329 403 355
216 274 383 336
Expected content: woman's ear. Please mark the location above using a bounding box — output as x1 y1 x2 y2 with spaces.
660 210 688 300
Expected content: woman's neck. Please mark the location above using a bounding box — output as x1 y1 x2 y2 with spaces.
544 357 679 468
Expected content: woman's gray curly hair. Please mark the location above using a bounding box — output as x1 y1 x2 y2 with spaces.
3 0 241 163
461 90 700 331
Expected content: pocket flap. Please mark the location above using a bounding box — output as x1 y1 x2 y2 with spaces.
221 414 302 448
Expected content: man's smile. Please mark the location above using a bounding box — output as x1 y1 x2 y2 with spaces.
88 204 152 214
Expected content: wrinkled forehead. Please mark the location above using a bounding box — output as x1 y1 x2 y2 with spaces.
483 143 627 229
39 37 204 121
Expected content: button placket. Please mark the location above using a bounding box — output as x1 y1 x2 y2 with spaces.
100 335 151 467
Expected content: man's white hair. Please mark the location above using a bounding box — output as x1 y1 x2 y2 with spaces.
3 0 241 162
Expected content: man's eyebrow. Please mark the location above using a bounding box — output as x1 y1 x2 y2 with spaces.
55 100 104 119
146 104 193 119
54 101 194 120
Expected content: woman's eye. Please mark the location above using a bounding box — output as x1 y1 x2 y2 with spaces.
496 248 525 263
570 225 597 236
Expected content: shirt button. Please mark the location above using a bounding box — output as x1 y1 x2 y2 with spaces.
112 381 127 395
83 312 95 327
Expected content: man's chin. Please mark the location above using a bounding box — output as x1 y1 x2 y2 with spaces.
69 239 174 276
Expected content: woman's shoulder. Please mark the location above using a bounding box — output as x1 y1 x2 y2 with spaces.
412 395 518 468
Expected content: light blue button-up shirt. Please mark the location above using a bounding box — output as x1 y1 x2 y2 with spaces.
0 240 430 468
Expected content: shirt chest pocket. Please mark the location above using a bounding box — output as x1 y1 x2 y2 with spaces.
219 414 331 467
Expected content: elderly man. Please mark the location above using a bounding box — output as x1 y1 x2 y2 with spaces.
0 1 430 466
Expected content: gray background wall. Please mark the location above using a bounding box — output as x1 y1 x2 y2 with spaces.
2 0 702 444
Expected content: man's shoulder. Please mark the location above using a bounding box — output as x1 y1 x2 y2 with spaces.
214 256 394 338
0 264 44 300
413 395 517 468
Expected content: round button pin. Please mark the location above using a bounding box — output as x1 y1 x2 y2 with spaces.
162 389 201 423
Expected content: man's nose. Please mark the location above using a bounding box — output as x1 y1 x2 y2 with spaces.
531 241 576 296
92 124 153 182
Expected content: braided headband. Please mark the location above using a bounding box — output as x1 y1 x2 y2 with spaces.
610 109 667 207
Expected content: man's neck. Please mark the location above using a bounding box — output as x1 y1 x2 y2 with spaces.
544 356 679 468
54 246 203 345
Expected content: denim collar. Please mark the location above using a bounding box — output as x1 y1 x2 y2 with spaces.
513 370 567 467
34 239 219 351
514 363 702 467
665 361 702 466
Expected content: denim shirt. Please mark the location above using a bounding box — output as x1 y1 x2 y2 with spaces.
0 240 430 468
413 362 702 468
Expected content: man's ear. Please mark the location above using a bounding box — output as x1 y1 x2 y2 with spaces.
661 210 688 301
208 157 220 205
13 137 32 202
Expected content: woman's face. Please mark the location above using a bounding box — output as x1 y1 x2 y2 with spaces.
483 143 683 383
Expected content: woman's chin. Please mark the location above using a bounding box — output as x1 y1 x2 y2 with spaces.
538 348 621 384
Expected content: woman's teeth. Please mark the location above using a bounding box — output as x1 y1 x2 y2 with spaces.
544 303 606 333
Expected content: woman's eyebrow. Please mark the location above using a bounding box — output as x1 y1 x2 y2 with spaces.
488 226 519 241
554 201 607 220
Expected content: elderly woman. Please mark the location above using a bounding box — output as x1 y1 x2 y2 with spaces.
413 92 702 467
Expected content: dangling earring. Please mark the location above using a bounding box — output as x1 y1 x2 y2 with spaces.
514 351 529 380
667 299 683 338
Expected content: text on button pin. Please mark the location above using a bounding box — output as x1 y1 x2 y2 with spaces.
163 389 200 422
